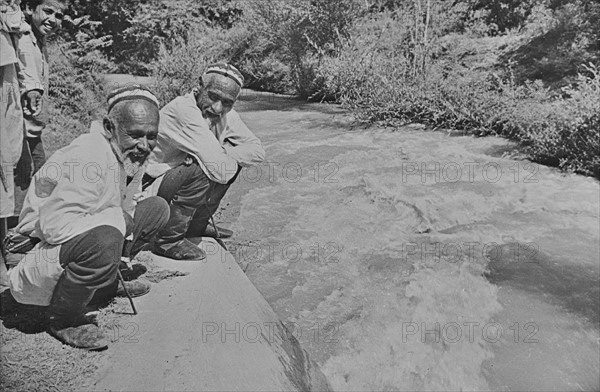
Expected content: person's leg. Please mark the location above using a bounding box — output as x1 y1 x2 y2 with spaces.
123 196 170 259
27 136 46 175
186 167 241 238
153 162 210 260
1 62 24 223
8 138 33 228
47 225 123 350
92 198 167 303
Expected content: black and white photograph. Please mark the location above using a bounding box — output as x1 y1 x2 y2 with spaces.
1 0 599 391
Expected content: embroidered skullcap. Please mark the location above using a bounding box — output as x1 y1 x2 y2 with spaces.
106 84 159 113
204 63 244 87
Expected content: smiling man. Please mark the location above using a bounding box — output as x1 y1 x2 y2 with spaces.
145 63 265 260
8 86 169 350
10 0 66 226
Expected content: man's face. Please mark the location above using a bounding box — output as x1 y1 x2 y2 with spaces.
196 74 241 123
107 100 159 177
29 0 65 36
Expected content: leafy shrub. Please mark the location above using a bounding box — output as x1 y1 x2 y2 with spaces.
462 0 541 34
151 28 231 105
227 0 364 96
45 42 107 156
523 64 600 176
63 0 241 75
323 10 599 177
198 0 243 29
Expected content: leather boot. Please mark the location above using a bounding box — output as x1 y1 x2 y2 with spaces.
186 218 233 239
153 203 206 260
117 280 150 298
202 223 233 239
47 274 109 351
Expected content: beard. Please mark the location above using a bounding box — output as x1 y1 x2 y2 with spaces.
123 154 145 179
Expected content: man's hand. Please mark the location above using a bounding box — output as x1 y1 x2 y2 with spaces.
184 155 195 166
22 90 43 117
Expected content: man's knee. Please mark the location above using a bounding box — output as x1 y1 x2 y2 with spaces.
92 225 125 257
60 225 123 287
137 196 169 227
62 225 123 267
157 162 210 206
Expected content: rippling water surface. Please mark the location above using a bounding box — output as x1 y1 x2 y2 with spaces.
223 94 599 391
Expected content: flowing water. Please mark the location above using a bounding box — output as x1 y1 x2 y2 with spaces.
222 93 599 391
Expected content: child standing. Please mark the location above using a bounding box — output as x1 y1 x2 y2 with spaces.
1 0 24 287
11 0 64 223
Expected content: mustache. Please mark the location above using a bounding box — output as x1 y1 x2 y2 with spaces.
203 109 220 118
126 150 149 163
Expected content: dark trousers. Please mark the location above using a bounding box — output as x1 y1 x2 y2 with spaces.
56 196 169 306
155 161 239 241
9 137 45 228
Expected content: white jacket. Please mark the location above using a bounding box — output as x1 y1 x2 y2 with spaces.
10 122 131 305
146 91 265 184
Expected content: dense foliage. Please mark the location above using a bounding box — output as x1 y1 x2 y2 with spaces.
61 0 242 74
49 0 599 177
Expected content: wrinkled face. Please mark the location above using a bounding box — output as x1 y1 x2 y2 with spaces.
105 100 159 177
196 73 241 123
28 0 65 36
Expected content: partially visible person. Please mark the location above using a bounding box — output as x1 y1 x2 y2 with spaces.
10 0 65 226
8 86 169 350
1 0 25 285
144 63 265 260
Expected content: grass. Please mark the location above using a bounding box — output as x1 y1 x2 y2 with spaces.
0 251 184 392
315 12 600 178
1 288 109 392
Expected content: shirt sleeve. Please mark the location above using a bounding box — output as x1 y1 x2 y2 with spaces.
19 137 127 244
36 147 106 243
160 98 239 184
17 32 43 95
222 110 266 167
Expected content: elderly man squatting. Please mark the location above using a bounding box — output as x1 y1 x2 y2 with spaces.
144 63 265 260
7 86 169 350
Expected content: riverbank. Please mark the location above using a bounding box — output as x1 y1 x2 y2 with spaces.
225 95 599 390
1 86 598 391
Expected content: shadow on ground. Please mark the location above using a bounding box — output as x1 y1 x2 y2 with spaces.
0 290 48 334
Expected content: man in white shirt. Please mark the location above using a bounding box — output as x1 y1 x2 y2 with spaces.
145 63 265 260
9 86 168 350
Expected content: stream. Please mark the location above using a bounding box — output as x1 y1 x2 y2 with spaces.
220 92 599 391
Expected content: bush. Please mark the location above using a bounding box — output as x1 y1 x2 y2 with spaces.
523 64 600 176
45 42 107 156
321 11 599 177
151 28 232 105
227 0 364 97
467 0 540 34
63 0 241 75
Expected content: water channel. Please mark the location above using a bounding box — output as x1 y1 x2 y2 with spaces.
222 92 600 391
